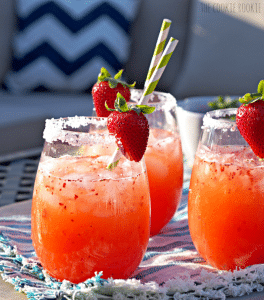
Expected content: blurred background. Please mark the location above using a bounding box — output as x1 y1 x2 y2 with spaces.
0 0 263 155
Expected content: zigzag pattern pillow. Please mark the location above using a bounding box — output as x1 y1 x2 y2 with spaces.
5 0 139 93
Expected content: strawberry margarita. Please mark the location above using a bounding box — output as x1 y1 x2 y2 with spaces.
145 128 183 236
131 90 184 236
31 117 150 283
188 108 264 270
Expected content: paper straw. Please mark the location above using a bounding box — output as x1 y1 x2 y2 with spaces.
107 37 178 170
106 148 123 170
144 19 171 88
139 37 179 105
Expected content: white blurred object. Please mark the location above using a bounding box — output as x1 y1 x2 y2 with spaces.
176 96 231 167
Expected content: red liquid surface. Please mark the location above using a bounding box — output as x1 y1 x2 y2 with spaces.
145 128 183 236
31 155 150 283
188 146 264 270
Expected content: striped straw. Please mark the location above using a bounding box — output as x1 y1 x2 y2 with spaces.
139 37 179 105
106 148 123 170
107 37 178 170
144 19 171 88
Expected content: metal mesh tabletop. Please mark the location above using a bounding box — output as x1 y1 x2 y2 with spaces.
0 148 42 207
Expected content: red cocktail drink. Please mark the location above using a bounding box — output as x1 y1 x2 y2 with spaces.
188 108 264 270
31 117 150 283
131 90 184 236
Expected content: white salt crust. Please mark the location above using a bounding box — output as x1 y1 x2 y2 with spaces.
202 108 237 130
43 91 177 145
130 89 177 112
43 116 114 145
197 145 264 168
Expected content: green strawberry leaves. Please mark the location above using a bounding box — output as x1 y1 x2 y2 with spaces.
105 93 129 112
130 104 156 116
97 67 111 82
114 69 123 80
239 80 264 105
106 93 155 115
258 80 264 95
97 67 136 89
115 93 129 112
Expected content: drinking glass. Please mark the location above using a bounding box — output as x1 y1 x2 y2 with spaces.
131 90 184 236
31 116 151 283
188 108 264 270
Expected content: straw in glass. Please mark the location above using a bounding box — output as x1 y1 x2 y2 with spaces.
140 37 178 105
144 19 172 88
107 37 179 170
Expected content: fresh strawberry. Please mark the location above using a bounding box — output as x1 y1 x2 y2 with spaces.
236 80 264 158
92 67 135 117
107 93 155 162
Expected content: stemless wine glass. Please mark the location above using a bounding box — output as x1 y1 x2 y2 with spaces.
131 89 184 236
31 116 150 284
188 108 264 271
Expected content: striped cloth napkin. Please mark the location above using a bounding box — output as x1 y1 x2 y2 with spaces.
1 177 264 299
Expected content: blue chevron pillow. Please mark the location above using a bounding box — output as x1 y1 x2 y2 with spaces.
5 0 139 93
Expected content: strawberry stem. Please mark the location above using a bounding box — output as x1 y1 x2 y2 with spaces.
97 67 136 89
97 67 111 82
257 80 264 95
239 80 264 105
239 93 263 104
114 69 123 80
106 93 155 115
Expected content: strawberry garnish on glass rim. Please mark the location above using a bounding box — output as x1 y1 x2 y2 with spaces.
92 67 136 117
106 93 155 170
236 80 264 159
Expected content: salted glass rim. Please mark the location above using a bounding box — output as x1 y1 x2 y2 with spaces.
43 116 109 145
202 108 237 130
130 89 177 111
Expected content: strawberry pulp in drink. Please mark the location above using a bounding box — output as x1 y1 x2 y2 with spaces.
32 155 150 283
188 145 264 270
145 128 184 236
31 117 150 284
